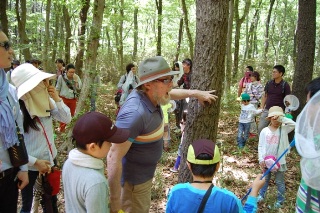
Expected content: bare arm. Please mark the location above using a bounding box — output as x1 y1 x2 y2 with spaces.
259 92 267 109
169 89 218 105
107 141 132 213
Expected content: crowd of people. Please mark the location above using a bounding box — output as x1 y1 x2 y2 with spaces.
1 22 319 213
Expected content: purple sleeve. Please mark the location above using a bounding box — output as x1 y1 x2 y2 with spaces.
284 82 291 95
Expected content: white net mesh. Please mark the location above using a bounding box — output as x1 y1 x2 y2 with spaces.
284 95 300 112
295 91 320 190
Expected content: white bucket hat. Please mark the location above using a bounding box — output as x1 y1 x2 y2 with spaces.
267 106 284 118
136 56 180 87
11 63 55 99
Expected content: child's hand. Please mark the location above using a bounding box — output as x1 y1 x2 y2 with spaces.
250 174 266 196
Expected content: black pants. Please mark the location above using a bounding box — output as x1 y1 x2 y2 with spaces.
21 171 58 213
0 168 19 213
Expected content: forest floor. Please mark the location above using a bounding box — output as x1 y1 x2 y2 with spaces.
20 84 301 213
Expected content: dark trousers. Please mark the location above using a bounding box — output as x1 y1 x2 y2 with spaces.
0 168 19 213
20 171 58 213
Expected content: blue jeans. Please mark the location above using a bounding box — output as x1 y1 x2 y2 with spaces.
237 122 251 148
259 171 286 204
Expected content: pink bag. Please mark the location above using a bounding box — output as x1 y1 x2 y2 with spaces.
264 155 280 172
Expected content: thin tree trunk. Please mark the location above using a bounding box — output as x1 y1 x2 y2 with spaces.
15 0 32 60
75 0 90 78
51 2 60 65
42 0 51 72
132 5 138 61
232 0 251 79
155 0 162 56
178 0 228 183
292 0 316 117
174 17 184 63
247 0 262 59
225 0 234 92
181 0 194 59
63 5 71 64
60 0 106 152
264 0 275 60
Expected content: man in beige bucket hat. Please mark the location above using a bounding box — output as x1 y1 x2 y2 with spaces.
107 56 218 213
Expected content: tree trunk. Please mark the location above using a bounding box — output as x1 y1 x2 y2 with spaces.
75 0 90 78
247 0 262 59
155 0 162 56
264 0 275 60
292 0 316 117
63 5 71 64
174 17 184 63
225 0 234 92
51 2 61 65
42 0 51 72
232 0 251 79
60 0 105 152
15 0 32 60
181 0 194 59
178 0 228 183
132 5 138 61
0 0 9 36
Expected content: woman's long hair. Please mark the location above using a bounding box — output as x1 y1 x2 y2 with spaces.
19 100 40 133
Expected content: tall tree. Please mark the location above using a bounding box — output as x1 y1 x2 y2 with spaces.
263 0 275 60
63 5 71 64
132 3 138 61
155 0 162 56
232 0 251 79
178 0 229 183
225 0 234 92
75 0 90 78
174 17 184 63
0 0 9 36
292 0 316 116
15 0 32 60
42 0 51 72
60 0 106 152
181 0 194 59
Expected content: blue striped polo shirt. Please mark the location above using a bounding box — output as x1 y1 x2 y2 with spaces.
116 89 164 185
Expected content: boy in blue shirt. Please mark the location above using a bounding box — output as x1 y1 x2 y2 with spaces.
166 139 265 213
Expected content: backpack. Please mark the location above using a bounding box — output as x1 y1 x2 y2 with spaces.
114 75 126 103
265 80 288 94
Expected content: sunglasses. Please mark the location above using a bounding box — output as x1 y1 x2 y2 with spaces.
0 41 12 51
153 76 173 84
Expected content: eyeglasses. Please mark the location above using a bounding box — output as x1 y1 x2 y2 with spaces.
0 41 11 51
153 77 173 84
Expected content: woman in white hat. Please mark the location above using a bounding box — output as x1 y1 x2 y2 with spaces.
11 63 71 213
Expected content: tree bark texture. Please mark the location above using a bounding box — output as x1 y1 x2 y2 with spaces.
43 0 51 72
264 0 275 60
15 0 32 60
155 0 162 56
292 0 316 117
60 0 105 152
0 0 9 36
75 0 90 78
132 5 138 61
232 0 251 79
225 0 234 92
178 0 229 183
63 5 71 64
181 0 194 59
174 17 184 63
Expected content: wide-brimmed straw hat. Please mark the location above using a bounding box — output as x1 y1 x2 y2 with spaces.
11 63 55 99
136 56 180 87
